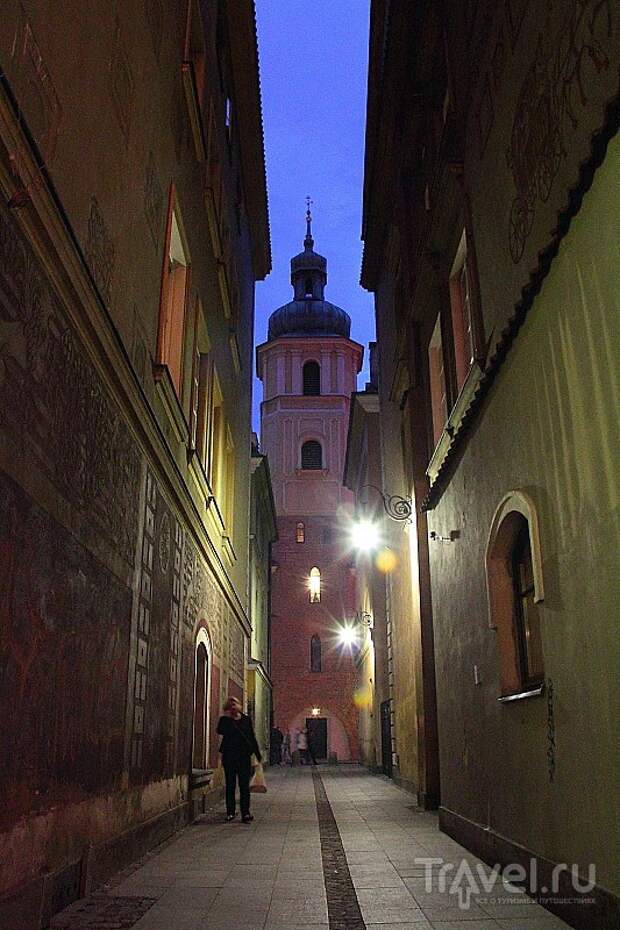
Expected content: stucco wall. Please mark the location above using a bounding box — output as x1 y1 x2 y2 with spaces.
429 131 620 895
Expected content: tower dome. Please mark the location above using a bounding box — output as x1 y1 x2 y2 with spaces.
267 203 351 340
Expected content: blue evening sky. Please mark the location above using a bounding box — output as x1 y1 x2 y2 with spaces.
253 0 375 431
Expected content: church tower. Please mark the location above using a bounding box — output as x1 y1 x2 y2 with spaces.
257 206 363 761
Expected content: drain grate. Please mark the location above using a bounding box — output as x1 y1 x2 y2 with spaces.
49 894 157 929
312 770 366 930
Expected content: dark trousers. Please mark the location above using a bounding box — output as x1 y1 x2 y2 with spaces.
223 755 252 816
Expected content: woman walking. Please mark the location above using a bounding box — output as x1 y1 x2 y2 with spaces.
216 697 261 823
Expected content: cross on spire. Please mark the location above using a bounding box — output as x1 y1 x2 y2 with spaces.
305 195 314 248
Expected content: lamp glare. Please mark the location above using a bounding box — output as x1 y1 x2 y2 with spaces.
350 519 381 552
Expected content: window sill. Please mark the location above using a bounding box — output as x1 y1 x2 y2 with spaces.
222 533 237 565
295 468 328 477
204 186 223 259
181 62 206 162
427 361 483 485
229 329 241 374
187 447 214 505
217 261 232 319
498 684 544 703
153 362 190 446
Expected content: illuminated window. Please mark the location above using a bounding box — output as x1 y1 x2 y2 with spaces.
301 440 322 470
309 567 321 603
304 277 313 297
296 522 305 543
157 194 190 398
310 635 322 672
303 361 321 396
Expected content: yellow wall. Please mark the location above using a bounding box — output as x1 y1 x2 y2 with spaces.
429 131 620 894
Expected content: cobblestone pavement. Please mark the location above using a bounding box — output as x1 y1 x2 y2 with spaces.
51 767 574 930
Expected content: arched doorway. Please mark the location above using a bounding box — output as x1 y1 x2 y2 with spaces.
192 629 212 770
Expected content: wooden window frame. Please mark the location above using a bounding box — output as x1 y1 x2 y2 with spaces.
486 491 545 700
155 186 191 403
182 0 207 161
510 524 545 691
428 314 448 448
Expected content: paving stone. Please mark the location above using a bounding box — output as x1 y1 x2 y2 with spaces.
50 896 158 929
47 768 576 930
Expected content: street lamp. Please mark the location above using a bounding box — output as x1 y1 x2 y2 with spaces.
349 518 381 552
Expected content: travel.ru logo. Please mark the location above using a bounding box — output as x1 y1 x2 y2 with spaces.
415 857 596 909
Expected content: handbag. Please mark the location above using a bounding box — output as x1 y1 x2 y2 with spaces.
250 761 267 793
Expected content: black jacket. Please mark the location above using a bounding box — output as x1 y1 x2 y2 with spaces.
217 714 261 762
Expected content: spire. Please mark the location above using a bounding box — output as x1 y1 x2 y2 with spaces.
304 195 314 249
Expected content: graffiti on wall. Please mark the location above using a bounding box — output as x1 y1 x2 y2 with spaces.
0 472 131 828
0 201 140 564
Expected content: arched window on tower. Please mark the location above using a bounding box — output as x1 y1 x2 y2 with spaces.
303 361 321 396
301 440 322 470
296 521 305 543
304 277 313 297
309 567 321 603
310 635 322 672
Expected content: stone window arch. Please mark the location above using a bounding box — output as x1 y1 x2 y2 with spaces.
310 634 322 672
303 360 321 396
192 628 212 769
301 439 322 470
486 491 545 697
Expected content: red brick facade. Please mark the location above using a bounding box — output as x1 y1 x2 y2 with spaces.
271 515 359 761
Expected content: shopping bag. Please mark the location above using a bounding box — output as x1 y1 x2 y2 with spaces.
250 761 267 793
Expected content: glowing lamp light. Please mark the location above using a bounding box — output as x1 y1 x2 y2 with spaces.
350 518 381 552
338 624 358 648
311 707 321 717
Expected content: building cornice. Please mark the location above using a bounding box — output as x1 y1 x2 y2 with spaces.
227 0 271 279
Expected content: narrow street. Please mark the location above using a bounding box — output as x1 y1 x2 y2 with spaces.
52 768 572 930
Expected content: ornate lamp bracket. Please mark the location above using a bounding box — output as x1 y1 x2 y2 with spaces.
360 484 413 523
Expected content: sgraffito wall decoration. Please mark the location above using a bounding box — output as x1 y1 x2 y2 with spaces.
506 0 614 262
144 0 164 63
109 17 134 146
466 0 618 350
6 6 62 201
130 473 183 783
144 150 164 250
85 195 116 308
0 200 139 564
0 472 131 828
